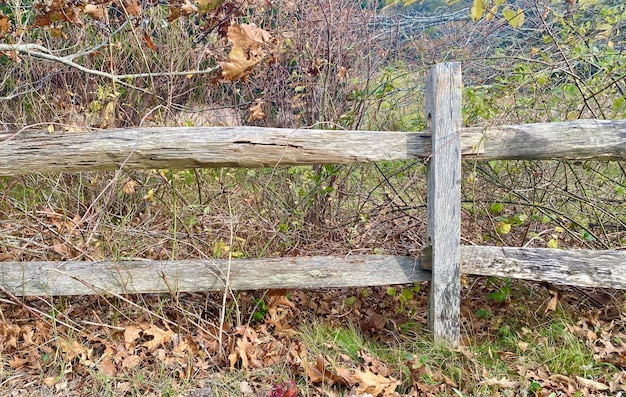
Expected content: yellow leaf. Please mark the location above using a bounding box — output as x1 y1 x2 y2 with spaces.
486 4 498 21
143 188 154 202
495 221 511 235
470 0 484 21
547 238 558 248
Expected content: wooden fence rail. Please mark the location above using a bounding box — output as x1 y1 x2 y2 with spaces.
1 120 625 176
2 247 623 296
1 63 626 345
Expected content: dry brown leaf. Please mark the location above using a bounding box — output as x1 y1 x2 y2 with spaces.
181 0 198 15
121 354 141 369
545 288 558 313
83 4 106 20
517 341 529 352
0 14 11 34
337 65 348 80
248 99 266 122
8 355 29 369
219 47 259 81
59 339 92 362
166 7 181 22
337 367 400 396
480 376 518 389
124 325 142 350
142 324 173 351
305 361 324 383
43 376 58 386
360 350 393 377
122 179 139 195
123 0 142 16
576 376 609 391
98 357 117 376
227 23 271 50
143 31 157 51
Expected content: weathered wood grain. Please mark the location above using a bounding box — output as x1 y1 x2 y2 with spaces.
425 62 462 345
0 255 426 296
464 119 626 160
3 247 624 297
0 127 476 176
460 246 626 289
1 119 625 176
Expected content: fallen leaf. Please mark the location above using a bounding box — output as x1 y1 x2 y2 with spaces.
0 14 11 34
576 376 609 391
83 4 106 20
98 357 117 376
181 0 197 15
143 31 157 51
123 0 142 16
545 289 558 313
198 0 221 14
122 179 139 195
122 354 141 369
43 376 57 386
336 367 400 396
124 325 142 350
142 324 173 351
239 380 254 394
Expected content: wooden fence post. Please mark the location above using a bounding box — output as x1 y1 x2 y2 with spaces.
424 62 462 345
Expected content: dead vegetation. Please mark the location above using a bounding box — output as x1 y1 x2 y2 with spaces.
1 0 626 395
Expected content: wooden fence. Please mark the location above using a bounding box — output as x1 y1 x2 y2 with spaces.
1 63 625 344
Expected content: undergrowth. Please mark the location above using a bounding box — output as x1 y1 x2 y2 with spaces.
1 0 626 395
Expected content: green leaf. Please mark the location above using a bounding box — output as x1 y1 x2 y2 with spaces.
503 7 525 28
487 290 509 303
489 202 505 214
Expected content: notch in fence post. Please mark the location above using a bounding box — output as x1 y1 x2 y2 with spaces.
424 62 462 346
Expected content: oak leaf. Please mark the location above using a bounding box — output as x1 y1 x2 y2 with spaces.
336 367 400 396
248 99 266 122
124 325 142 350
142 324 173 351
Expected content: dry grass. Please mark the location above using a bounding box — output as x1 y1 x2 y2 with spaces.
1 0 626 395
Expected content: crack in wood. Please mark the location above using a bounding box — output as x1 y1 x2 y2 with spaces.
233 140 303 149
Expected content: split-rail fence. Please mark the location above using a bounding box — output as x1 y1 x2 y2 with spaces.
1 63 625 344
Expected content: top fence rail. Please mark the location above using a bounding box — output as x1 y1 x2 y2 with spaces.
1 119 625 176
